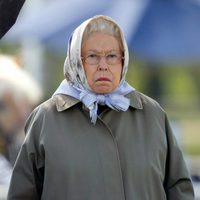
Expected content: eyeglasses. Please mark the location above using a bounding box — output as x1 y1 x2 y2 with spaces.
81 51 124 65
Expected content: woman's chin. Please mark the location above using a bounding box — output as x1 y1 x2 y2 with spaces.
91 82 115 94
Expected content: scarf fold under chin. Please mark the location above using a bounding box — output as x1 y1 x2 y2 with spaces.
53 79 134 124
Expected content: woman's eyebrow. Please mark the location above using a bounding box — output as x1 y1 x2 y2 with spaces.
85 49 119 54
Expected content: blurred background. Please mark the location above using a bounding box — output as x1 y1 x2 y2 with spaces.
0 0 200 198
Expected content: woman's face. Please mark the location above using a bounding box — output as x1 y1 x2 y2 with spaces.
81 32 123 94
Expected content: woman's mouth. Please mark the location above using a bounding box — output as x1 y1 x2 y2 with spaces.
96 77 111 82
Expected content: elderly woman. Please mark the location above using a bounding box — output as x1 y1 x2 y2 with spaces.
7 15 194 200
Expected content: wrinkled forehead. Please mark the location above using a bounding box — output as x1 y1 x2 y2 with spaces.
81 33 123 56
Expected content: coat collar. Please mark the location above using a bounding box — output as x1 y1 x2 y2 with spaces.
126 91 143 110
54 94 80 112
54 91 143 112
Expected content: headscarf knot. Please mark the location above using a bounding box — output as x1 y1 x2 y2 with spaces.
54 80 134 124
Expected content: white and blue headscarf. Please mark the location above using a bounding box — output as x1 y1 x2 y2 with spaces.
54 15 135 124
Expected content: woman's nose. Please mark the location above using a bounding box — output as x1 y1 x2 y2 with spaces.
97 57 108 71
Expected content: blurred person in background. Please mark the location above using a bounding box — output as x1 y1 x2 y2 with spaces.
7 15 194 200
0 54 42 186
0 0 26 39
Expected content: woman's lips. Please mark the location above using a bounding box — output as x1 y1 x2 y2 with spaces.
96 77 111 82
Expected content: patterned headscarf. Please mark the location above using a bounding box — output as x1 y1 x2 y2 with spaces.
54 15 134 124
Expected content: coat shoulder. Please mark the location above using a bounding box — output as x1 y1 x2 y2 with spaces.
30 97 56 118
136 90 163 108
130 90 166 116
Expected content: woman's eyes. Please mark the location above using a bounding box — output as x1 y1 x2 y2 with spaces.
86 53 118 59
87 54 98 58
107 54 117 58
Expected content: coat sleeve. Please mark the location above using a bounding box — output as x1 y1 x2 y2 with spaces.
7 107 44 200
163 114 195 200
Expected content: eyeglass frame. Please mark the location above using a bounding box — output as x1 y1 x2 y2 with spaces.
81 50 124 65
